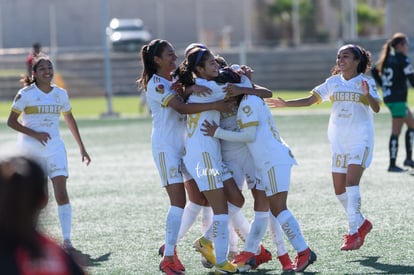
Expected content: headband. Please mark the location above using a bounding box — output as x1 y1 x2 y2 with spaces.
195 49 207 66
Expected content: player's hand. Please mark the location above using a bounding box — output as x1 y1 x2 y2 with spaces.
224 83 244 98
265 97 287 108
214 100 233 113
361 80 369 96
201 120 218 137
81 149 91 166
186 84 212 97
34 132 51 146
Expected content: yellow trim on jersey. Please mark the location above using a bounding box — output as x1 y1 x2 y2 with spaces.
202 152 217 189
162 93 176 107
361 146 369 168
239 121 259 129
158 152 168 184
62 109 72 115
310 90 322 103
24 105 63 114
267 167 278 194
11 108 22 114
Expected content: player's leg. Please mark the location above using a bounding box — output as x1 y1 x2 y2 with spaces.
267 165 316 272
403 109 414 167
51 175 72 250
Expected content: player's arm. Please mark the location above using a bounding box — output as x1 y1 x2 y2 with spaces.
7 110 51 146
225 83 272 99
201 120 256 143
63 112 91 165
168 95 230 114
370 65 383 87
266 93 319 108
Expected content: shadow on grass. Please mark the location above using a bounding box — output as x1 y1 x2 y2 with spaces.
349 256 414 274
69 249 111 267
207 268 317 274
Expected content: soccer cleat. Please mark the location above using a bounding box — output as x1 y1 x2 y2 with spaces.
159 258 185 275
277 253 294 271
341 233 362 251
63 239 74 252
293 247 317 272
403 159 414 168
252 245 272 269
193 236 216 265
201 255 214 269
231 251 256 272
388 165 408 172
358 219 373 245
214 260 238 274
158 244 185 271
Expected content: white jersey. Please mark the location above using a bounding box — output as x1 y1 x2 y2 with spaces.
11 83 71 157
312 74 380 145
146 74 187 185
146 74 186 157
219 75 260 190
312 73 380 172
183 78 227 190
237 95 297 170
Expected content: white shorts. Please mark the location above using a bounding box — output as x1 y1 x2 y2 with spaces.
258 164 292 197
331 142 373 174
38 147 69 179
222 145 262 191
153 151 184 187
184 152 230 192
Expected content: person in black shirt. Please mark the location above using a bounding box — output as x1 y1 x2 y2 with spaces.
371 32 414 172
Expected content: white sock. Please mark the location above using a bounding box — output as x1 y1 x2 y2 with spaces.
229 204 250 243
229 222 239 253
202 206 213 235
338 191 365 228
164 206 184 256
268 211 288 256
244 211 268 254
58 203 72 241
212 214 229 264
277 210 308 253
336 192 348 211
177 202 202 242
346 186 361 235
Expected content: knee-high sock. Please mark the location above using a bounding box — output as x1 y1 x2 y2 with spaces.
276 210 308 253
244 211 268 254
202 206 213 235
229 203 250 243
58 203 72 241
228 222 239 253
268 211 288 256
336 192 365 228
164 206 184 256
389 134 399 167
405 129 414 160
212 214 229 264
177 202 202 242
346 186 361 235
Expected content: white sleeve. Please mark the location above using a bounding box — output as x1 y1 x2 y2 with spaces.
214 125 256 142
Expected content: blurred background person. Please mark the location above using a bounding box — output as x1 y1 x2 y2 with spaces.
0 154 86 274
371 32 414 172
26 43 42 75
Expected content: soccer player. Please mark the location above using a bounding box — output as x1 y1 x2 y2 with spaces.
371 32 414 172
7 54 91 252
266 44 380 251
201 90 317 272
137 39 230 275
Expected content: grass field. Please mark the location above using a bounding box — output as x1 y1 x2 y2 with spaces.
0 96 413 274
